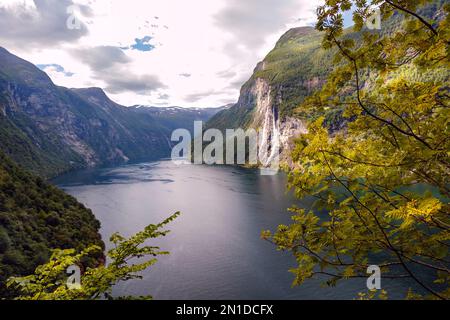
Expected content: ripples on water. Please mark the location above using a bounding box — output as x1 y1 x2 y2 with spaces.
53 160 421 299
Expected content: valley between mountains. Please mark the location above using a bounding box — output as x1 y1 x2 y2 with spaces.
0 0 448 300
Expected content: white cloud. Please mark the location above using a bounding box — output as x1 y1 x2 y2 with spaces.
0 0 321 107
0 0 90 47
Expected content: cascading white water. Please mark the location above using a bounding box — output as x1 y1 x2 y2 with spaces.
265 106 280 168
252 78 307 169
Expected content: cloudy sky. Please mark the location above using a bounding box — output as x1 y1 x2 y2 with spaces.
0 0 322 107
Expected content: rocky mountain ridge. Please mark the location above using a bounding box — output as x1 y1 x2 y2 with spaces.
206 0 445 166
206 27 331 165
0 47 222 177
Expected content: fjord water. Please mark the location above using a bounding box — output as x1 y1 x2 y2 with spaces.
53 160 413 299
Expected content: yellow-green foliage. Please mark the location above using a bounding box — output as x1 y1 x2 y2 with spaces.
264 0 449 299
7 212 179 300
0 151 104 297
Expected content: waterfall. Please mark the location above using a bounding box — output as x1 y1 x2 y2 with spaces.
266 106 280 168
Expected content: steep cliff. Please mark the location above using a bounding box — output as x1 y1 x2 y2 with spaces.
206 1 445 167
206 27 332 165
0 47 222 177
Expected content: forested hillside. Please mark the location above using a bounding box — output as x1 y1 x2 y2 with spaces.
206 27 331 131
262 0 449 299
0 151 104 296
206 0 448 165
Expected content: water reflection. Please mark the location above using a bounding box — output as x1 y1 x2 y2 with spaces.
54 160 419 299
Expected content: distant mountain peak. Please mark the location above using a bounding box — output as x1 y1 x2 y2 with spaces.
71 87 118 108
0 46 54 87
72 87 109 99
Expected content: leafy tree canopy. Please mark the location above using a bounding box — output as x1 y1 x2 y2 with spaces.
264 0 449 299
7 212 180 300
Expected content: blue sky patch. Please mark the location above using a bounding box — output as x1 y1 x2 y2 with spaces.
131 36 155 52
36 64 74 77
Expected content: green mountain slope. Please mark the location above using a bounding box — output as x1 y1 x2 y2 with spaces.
0 151 104 296
0 48 222 177
206 26 332 132
206 0 447 165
